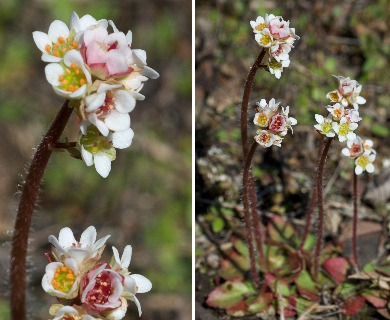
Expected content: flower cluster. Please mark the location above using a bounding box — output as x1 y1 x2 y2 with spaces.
250 14 299 79
33 12 159 178
341 137 376 175
42 226 151 320
253 98 297 147
314 76 376 175
314 76 365 143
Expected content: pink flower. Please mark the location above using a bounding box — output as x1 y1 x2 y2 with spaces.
80 263 124 313
269 17 291 39
269 113 286 133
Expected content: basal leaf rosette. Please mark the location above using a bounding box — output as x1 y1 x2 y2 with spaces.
253 98 297 147
250 15 299 79
45 49 92 99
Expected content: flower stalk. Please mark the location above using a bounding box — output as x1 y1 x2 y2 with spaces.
313 136 333 280
10 100 72 320
352 170 360 270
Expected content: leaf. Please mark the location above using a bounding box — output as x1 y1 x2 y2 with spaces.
265 272 292 297
362 289 388 308
302 234 316 251
267 215 295 243
296 270 320 302
247 292 274 313
218 259 245 281
206 281 255 309
323 257 350 283
212 217 225 233
343 295 366 316
296 297 317 315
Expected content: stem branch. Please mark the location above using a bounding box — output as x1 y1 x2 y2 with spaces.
10 100 72 320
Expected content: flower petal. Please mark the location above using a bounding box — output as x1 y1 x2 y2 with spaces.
114 90 136 113
111 129 134 149
32 31 51 52
94 153 111 178
58 227 77 248
131 274 152 293
80 226 97 248
105 111 130 132
81 146 94 166
48 20 70 43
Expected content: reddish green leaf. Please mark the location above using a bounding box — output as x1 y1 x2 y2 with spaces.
218 258 245 281
362 289 388 308
206 281 255 309
296 270 320 302
247 292 274 313
323 257 349 283
265 272 292 296
343 295 366 316
226 300 248 317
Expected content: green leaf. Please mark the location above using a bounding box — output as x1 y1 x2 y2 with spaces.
212 217 225 233
206 281 255 308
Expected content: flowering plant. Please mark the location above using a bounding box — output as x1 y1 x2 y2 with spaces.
33 12 159 177
43 226 151 320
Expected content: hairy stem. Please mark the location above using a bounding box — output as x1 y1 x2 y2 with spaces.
313 137 333 280
241 48 266 157
248 166 266 271
10 100 72 320
299 135 324 251
352 170 360 270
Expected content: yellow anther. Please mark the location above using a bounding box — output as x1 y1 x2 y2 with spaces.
71 63 77 70
66 273 75 280
74 85 80 91
59 75 64 81
58 36 65 44
75 69 80 75
54 51 60 57
61 267 67 272
61 80 68 85
80 79 86 85
45 44 51 53
54 43 60 48
72 41 78 48
66 68 71 75
66 37 70 42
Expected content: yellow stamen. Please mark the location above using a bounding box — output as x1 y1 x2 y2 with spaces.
58 36 65 44
54 51 60 57
45 44 51 53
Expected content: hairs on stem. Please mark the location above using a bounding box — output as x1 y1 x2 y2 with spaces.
10 100 72 320
352 170 360 270
313 137 333 280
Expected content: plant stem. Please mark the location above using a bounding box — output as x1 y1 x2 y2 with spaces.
299 135 324 251
241 48 266 157
10 100 72 320
248 163 266 271
352 170 360 270
313 137 333 280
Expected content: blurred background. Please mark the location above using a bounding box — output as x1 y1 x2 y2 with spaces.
0 0 191 319
196 0 390 317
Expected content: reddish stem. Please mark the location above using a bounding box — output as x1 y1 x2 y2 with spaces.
299 135 324 251
313 137 333 280
248 166 266 271
10 100 72 320
240 49 266 157
352 170 360 270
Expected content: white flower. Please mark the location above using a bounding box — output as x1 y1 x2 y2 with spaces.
332 117 358 142
344 109 362 123
82 82 136 136
45 50 91 99
268 57 290 79
50 305 97 320
102 298 128 320
253 98 279 128
326 89 342 104
341 136 364 159
48 226 110 265
349 84 366 109
355 153 376 175
79 125 134 178
33 20 77 62
281 105 297 134
254 29 273 47
326 103 345 120
70 11 108 40
42 258 80 299
270 42 291 62
333 75 366 109
314 114 335 137
250 14 277 33
255 130 279 147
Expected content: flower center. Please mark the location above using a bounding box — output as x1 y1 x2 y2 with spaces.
351 143 362 155
52 266 75 293
338 123 350 136
61 315 82 320
269 114 285 132
255 23 266 32
81 126 112 153
321 122 332 134
258 132 270 144
329 92 339 101
260 34 272 45
256 113 268 127
58 64 87 92
356 156 369 169
334 108 342 118
269 58 282 70
85 272 113 306
45 36 78 58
